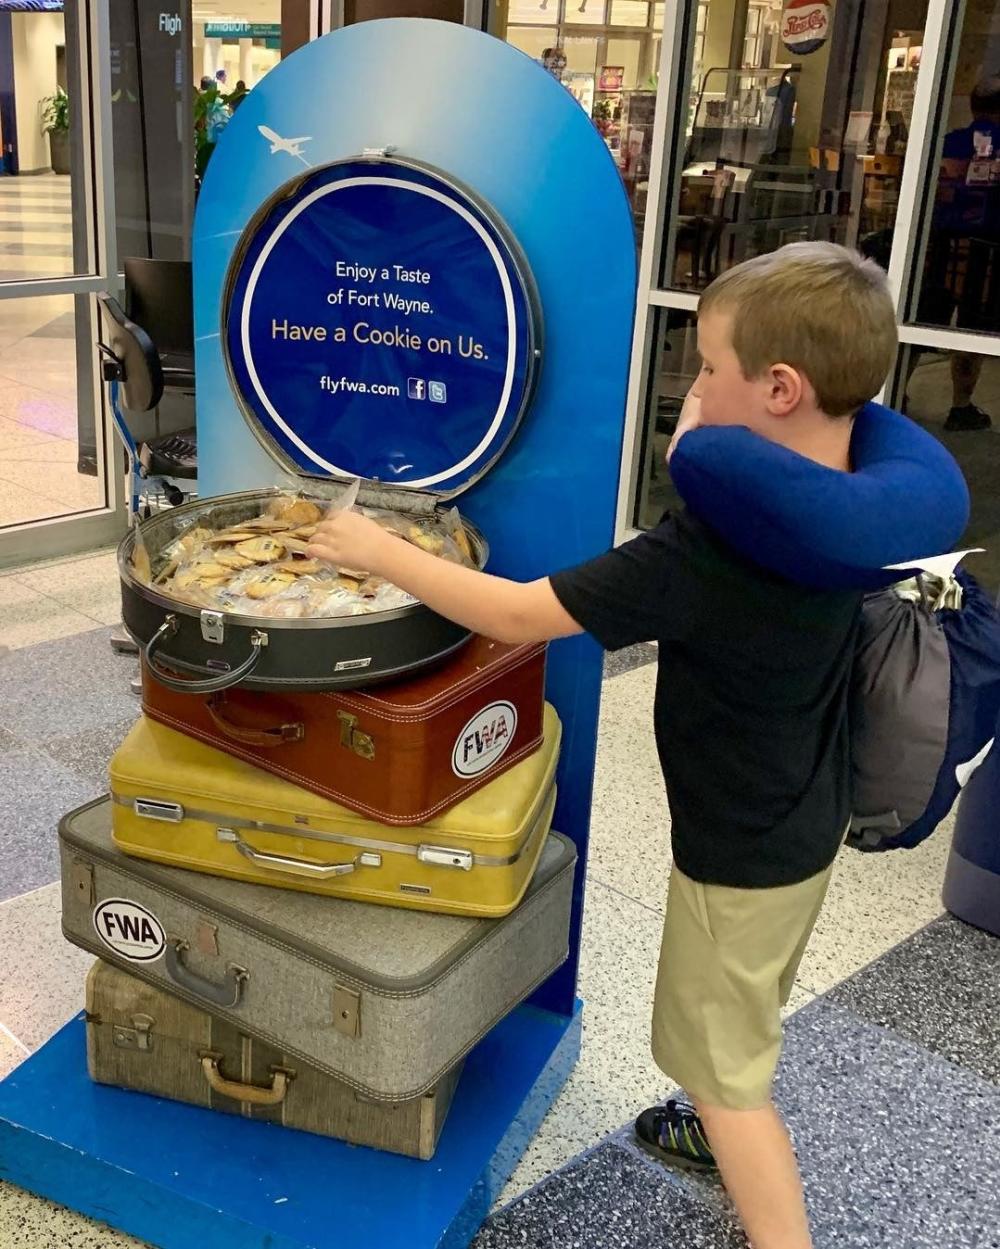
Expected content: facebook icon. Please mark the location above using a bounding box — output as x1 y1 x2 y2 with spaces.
408 378 426 400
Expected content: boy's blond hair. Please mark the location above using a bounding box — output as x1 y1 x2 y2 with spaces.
698 242 898 416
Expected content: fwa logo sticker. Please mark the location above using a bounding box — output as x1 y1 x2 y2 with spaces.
781 0 830 54
453 702 518 778
93 899 167 963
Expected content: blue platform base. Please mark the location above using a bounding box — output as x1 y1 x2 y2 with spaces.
0 1001 581 1249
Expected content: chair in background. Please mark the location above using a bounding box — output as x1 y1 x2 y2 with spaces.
96 291 195 676
123 257 197 481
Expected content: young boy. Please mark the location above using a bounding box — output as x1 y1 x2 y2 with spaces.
308 242 899 1249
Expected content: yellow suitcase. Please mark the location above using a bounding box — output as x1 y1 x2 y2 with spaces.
109 705 560 917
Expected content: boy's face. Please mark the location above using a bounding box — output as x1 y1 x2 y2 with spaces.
690 310 773 433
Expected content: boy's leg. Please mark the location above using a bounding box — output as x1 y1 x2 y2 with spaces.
643 862 835 1249
693 1099 812 1249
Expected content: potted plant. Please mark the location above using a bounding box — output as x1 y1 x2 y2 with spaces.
40 87 70 175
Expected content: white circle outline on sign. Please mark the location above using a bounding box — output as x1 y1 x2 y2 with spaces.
451 699 519 778
92 897 167 964
239 176 520 490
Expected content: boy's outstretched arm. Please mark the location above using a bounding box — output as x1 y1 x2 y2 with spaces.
308 511 583 645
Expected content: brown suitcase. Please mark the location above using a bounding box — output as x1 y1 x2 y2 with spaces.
141 636 546 826
85 960 462 1159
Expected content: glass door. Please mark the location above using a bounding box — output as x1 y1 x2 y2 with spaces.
0 0 123 568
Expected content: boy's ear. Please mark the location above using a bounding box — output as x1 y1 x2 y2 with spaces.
765 362 804 418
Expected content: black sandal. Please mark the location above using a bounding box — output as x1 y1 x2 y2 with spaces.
634 1098 717 1171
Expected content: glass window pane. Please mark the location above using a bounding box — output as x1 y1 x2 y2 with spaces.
609 0 649 27
565 0 607 26
498 0 658 246
605 37 641 89
566 36 599 75
1 4 92 279
505 26 561 61
634 308 700 530
0 295 103 528
504 0 558 25
910 5 1000 332
896 344 1000 596
661 0 929 291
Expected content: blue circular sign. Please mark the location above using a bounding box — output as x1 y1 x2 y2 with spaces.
223 158 541 495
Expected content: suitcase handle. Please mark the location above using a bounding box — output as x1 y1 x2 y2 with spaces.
206 694 305 748
217 828 382 879
200 1055 292 1107
145 615 267 694
165 938 248 1008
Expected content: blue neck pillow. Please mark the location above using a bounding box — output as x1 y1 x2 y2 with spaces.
669 401 970 590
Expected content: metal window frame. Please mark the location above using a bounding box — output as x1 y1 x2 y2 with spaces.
0 0 128 571
616 0 996 542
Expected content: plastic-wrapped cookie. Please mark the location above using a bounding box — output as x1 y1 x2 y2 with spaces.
239 515 293 532
407 525 444 555
235 536 286 562
215 550 256 570
274 558 323 576
206 530 258 546
282 500 323 527
174 563 226 590
244 570 296 599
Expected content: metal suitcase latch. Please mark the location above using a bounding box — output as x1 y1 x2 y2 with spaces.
333 986 361 1038
201 610 225 644
113 1013 154 1052
337 711 375 761
417 845 474 871
135 799 184 822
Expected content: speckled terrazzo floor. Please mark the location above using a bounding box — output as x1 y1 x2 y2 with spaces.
1 554 997 1248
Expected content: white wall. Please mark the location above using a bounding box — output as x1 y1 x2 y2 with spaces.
11 12 65 173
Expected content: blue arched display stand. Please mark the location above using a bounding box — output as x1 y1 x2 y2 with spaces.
0 21 636 1249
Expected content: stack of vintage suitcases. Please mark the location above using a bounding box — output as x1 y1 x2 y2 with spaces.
58 634 574 1159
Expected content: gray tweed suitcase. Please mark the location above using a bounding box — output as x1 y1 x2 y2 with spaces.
85 960 462 1159
61 797 576 1101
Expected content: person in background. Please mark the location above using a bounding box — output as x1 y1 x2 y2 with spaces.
227 80 249 111
921 75 1000 431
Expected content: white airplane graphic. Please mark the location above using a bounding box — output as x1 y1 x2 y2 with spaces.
258 126 312 165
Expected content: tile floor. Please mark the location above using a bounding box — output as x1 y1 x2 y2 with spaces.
0 549 995 1248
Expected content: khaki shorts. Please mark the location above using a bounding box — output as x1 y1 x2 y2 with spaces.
650 859 835 1111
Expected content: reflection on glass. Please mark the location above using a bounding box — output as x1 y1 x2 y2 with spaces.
635 309 700 530
913 18 1000 433
898 345 1000 596
610 0 650 26
664 0 928 290
193 6 283 185
0 5 85 280
0 296 102 529
496 0 661 243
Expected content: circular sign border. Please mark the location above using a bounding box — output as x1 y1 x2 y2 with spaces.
221 155 544 498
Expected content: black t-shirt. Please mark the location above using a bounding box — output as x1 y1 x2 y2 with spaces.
550 509 861 888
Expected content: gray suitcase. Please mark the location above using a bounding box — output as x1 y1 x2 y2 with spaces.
61 798 576 1101
85 960 462 1159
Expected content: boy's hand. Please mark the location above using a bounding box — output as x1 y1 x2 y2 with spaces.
307 507 581 645
667 391 702 462
307 510 391 573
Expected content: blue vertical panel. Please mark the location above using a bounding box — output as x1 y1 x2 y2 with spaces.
194 21 638 1015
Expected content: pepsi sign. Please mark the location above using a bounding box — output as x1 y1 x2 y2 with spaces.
780 0 830 54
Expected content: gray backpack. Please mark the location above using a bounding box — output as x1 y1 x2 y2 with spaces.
848 559 1000 852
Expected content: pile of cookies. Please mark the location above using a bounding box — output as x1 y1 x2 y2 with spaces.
133 494 475 620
